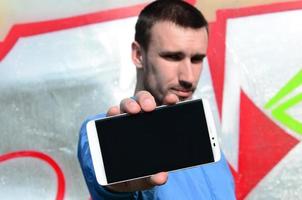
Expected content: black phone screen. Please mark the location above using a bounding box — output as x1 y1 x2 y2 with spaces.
95 99 214 184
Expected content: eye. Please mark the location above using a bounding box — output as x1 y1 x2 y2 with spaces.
191 55 206 64
161 53 184 61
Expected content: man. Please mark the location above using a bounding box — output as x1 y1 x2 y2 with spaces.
78 0 236 199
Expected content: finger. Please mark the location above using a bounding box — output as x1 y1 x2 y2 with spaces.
149 172 168 186
135 91 156 112
162 93 179 105
106 106 121 117
106 178 150 192
120 98 141 114
106 172 168 192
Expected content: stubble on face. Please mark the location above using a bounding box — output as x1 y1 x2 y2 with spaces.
139 21 208 105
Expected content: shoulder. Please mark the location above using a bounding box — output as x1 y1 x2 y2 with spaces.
79 113 107 135
78 113 106 146
77 113 106 164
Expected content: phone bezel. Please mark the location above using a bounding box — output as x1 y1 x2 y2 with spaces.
202 99 221 162
87 120 108 185
86 98 221 186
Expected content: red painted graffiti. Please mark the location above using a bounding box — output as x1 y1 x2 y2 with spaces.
0 0 196 61
207 1 302 199
0 151 65 200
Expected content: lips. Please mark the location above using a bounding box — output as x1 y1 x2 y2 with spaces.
171 88 193 98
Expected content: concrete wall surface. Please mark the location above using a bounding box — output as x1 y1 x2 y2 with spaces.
0 0 301 199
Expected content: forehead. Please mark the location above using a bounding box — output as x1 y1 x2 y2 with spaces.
149 21 208 54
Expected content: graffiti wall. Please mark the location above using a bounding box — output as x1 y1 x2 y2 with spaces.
207 2 302 199
0 0 301 199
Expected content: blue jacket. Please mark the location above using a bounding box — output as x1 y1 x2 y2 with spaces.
78 113 236 200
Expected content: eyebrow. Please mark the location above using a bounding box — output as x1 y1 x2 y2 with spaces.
159 51 206 58
192 54 206 60
159 51 184 57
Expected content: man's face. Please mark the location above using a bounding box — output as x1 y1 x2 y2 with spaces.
141 21 208 104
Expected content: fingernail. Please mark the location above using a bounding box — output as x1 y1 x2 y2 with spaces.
129 100 137 108
130 96 137 101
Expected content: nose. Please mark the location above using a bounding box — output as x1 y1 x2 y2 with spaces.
179 59 194 89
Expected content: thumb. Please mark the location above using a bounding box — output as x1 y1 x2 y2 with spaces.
149 172 168 186
162 93 179 105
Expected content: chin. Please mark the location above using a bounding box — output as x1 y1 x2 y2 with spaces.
179 96 192 102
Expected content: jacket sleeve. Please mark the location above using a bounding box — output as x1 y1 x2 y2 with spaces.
77 114 135 200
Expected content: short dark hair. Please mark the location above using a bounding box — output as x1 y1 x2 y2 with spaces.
135 0 208 51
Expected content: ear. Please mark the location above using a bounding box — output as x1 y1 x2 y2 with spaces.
131 41 144 69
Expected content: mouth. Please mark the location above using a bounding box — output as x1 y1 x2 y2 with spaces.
171 88 193 99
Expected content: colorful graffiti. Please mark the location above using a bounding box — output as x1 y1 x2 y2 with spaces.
208 1 302 199
1 0 301 199
0 151 65 200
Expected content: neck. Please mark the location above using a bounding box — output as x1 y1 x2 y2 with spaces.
134 85 162 106
134 70 162 105
134 69 144 95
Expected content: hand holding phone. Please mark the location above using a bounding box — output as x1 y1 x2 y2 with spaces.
87 91 220 192
104 91 172 192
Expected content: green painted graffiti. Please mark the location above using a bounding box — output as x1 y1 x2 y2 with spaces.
265 69 302 135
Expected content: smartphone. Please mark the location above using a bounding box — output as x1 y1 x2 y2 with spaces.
87 98 221 186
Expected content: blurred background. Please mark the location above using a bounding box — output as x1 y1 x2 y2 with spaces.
0 0 301 199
